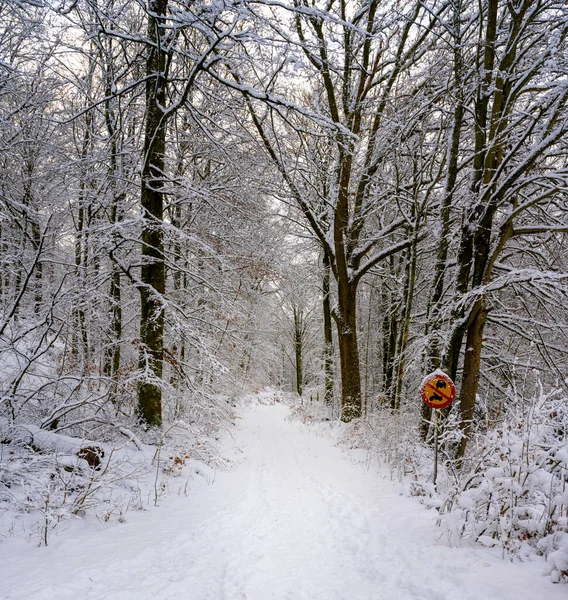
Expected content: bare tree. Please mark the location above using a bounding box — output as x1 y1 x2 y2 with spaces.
215 0 447 419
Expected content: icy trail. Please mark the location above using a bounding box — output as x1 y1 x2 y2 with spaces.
1 400 562 600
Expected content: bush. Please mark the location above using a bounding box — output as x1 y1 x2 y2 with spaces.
438 388 568 582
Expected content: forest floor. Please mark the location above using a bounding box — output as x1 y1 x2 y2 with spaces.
1 394 563 600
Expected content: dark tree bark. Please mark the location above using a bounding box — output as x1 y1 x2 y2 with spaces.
381 282 397 405
335 280 361 421
421 0 465 439
322 253 334 406
74 108 93 366
103 47 123 381
137 0 168 427
443 0 564 459
293 306 304 396
456 297 487 460
393 237 418 410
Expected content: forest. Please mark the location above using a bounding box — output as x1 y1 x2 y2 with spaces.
1 0 568 586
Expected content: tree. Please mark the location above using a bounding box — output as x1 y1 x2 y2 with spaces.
443 0 568 459
136 0 169 426
217 0 446 420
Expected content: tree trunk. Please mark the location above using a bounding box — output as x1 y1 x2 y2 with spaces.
336 281 361 421
443 0 498 382
363 283 375 413
334 134 362 421
393 238 418 410
293 306 303 396
421 2 464 439
109 264 122 376
137 0 168 427
322 253 334 405
74 202 89 365
381 261 398 405
456 297 487 460
31 218 42 313
105 194 123 381
103 65 122 380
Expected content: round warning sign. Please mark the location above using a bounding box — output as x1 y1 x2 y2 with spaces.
421 371 456 409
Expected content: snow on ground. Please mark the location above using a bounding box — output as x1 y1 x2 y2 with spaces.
0 396 562 600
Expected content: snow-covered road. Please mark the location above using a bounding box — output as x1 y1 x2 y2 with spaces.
1 400 562 600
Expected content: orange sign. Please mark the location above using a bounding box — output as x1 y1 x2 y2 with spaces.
421 372 455 409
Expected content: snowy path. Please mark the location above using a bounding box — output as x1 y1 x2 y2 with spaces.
1 401 562 600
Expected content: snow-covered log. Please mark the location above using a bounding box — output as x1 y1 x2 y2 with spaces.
0 418 106 469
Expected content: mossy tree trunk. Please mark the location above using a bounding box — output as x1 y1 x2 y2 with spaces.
137 0 168 427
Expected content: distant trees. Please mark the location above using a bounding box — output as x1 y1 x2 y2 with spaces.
218 0 446 420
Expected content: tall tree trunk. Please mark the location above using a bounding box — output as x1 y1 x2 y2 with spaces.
74 202 89 365
443 0 498 382
30 218 42 313
421 0 465 439
293 306 303 396
110 264 122 375
456 297 487 460
103 60 122 380
336 280 361 421
105 193 123 381
393 237 418 409
382 289 397 404
322 253 334 405
137 0 168 427
445 0 527 460
334 138 362 421
381 257 398 404
74 107 92 366
363 283 375 413
168 202 184 389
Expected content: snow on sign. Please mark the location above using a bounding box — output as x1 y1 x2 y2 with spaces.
421 371 456 409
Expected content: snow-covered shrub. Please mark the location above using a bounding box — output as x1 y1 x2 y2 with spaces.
288 394 333 424
0 431 144 545
438 388 568 582
335 403 439 492
326 386 567 583
0 403 230 545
